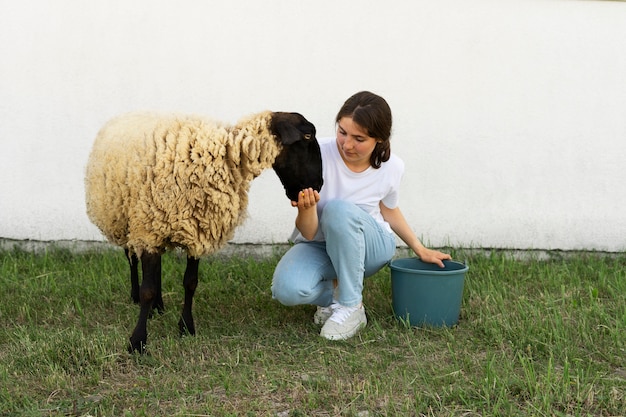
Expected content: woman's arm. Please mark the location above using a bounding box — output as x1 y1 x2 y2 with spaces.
292 188 320 240
380 201 451 267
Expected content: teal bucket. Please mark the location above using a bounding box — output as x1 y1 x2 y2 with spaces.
390 258 468 327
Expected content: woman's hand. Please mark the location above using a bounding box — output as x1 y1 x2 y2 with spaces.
293 188 320 240
414 247 451 268
291 187 320 209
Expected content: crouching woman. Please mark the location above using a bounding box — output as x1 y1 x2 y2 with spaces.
271 91 450 340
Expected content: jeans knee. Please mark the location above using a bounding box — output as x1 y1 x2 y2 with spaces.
322 199 352 218
271 281 294 306
272 281 313 306
321 200 360 232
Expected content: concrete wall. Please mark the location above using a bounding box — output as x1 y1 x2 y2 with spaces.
1 0 625 251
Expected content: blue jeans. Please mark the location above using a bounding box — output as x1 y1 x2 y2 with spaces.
272 200 396 308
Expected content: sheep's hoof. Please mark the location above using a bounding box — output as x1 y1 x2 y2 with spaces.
147 302 165 319
153 298 165 315
178 317 195 337
128 333 147 354
130 292 140 304
128 339 147 354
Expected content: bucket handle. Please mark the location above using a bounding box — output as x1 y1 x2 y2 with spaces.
386 257 468 267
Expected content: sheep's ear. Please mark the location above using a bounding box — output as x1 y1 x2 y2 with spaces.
270 112 315 145
274 122 301 145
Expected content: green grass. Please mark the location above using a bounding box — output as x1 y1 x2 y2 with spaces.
0 245 624 416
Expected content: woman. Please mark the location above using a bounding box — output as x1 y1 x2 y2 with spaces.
272 91 450 340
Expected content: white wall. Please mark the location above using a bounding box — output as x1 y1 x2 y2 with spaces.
1 0 625 251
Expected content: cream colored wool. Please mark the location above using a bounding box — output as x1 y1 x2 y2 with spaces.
85 111 281 258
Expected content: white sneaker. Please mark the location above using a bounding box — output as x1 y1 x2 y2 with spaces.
320 304 367 340
314 305 335 325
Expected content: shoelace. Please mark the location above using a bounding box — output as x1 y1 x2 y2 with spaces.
329 304 359 324
318 301 339 315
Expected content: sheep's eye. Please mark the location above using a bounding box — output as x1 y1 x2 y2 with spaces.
304 134 312 140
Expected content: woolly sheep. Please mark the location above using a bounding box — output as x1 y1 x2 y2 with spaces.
85 110 323 353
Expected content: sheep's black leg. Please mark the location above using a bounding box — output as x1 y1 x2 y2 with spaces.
178 256 199 337
153 265 164 315
128 252 161 354
125 249 140 304
126 248 164 314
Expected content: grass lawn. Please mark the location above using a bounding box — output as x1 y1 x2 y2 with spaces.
0 245 624 416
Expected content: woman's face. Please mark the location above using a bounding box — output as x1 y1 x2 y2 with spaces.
336 117 379 172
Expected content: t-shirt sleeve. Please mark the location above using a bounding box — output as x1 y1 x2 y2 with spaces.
381 155 404 209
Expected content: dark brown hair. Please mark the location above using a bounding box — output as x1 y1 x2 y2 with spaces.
335 91 392 169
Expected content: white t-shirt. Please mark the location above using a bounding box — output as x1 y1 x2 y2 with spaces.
292 137 405 242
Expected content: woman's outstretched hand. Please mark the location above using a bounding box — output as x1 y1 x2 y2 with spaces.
292 188 321 241
416 247 452 268
291 187 320 209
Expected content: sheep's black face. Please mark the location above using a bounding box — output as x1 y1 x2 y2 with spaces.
270 112 323 202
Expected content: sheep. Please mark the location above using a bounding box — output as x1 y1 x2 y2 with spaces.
85 110 323 353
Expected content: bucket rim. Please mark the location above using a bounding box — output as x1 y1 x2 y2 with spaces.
389 257 468 275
